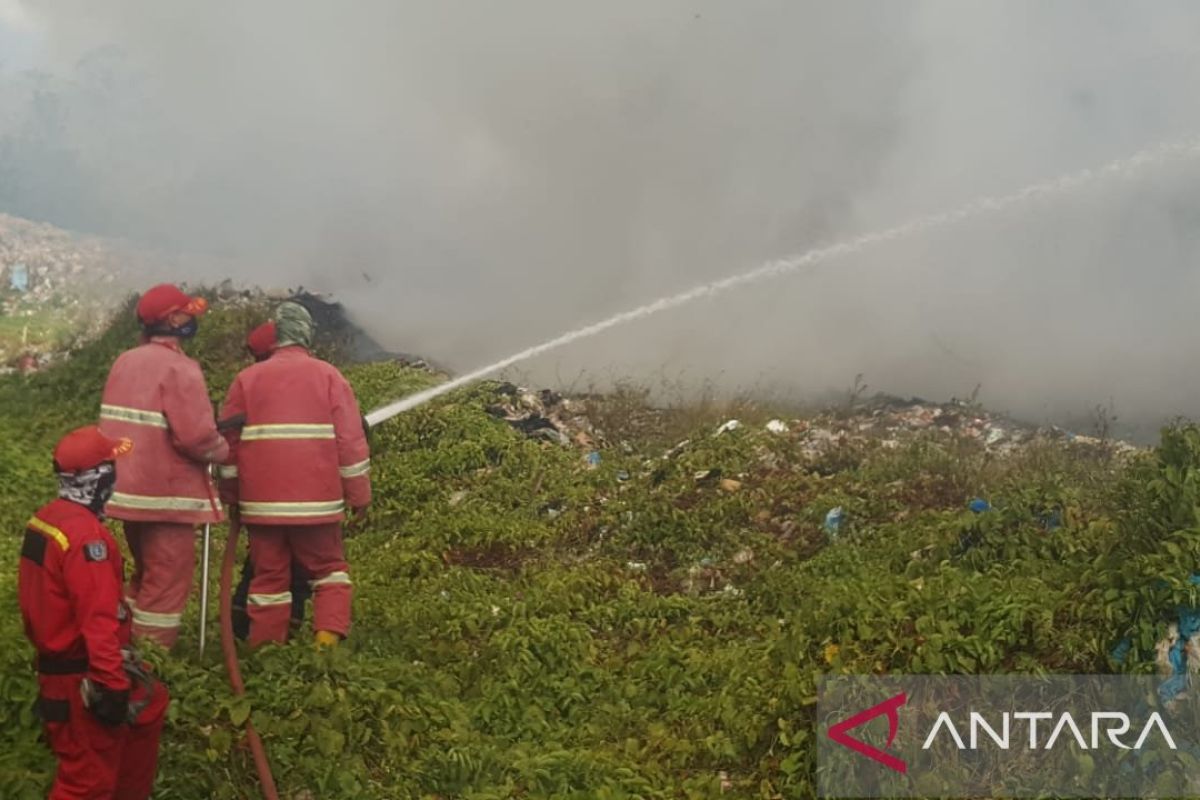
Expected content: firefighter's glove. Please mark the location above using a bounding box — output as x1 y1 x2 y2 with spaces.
81 678 130 727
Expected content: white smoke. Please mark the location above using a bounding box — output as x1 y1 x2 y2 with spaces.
4 1 1200 435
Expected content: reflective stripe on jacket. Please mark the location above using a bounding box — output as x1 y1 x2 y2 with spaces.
99 338 226 524
219 346 371 526
18 499 132 690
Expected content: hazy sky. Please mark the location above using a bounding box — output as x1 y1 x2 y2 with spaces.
4 1 1200 433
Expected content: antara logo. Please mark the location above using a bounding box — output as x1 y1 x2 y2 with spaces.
827 692 908 773
921 711 1177 751
827 691 1178 774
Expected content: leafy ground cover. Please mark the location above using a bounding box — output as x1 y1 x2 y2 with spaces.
0 296 1196 798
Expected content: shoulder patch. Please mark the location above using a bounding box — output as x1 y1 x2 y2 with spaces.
83 541 108 562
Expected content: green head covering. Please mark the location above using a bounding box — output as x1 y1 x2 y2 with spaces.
274 301 314 349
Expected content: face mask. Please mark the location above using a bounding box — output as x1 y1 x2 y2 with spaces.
145 317 198 339
174 318 199 339
57 462 117 517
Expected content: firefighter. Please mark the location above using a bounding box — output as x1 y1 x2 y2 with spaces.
225 320 313 639
99 283 228 648
219 301 370 647
19 425 170 799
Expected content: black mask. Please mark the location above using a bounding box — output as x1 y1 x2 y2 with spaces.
57 461 117 518
144 317 198 339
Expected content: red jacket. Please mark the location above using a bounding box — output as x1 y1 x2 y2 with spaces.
19 499 131 690
219 346 371 525
99 337 227 524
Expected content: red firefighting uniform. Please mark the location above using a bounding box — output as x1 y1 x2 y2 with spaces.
19 499 170 799
219 344 371 644
99 336 227 647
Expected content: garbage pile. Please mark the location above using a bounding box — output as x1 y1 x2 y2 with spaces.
0 213 130 308
777 393 1139 458
0 213 140 370
485 383 600 449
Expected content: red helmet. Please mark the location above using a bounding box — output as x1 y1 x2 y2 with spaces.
136 284 208 325
54 425 133 472
246 321 277 360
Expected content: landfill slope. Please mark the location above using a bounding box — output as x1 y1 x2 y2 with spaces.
0 293 1191 799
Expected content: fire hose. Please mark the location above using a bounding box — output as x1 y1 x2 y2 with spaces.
208 411 375 798
219 509 279 800
204 438 280 800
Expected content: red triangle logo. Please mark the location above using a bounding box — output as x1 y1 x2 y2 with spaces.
827 691 907 773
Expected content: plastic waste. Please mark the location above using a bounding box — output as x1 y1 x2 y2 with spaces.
765 419 789 434
968 498 992 514
714 419 742 436
824 506 844 536
585 451 601 468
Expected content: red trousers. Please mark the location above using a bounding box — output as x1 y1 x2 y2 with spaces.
123 521 196 648
39 672 169 799
247 522 351 645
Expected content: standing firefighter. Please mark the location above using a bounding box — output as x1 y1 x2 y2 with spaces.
219 302 371 647
19 426 170 799
99 283 228 648
226 320 313 639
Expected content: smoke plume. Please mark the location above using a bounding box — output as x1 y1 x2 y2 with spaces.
4 1 1200 435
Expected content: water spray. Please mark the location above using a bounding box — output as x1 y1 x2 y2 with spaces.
364 135 1200 428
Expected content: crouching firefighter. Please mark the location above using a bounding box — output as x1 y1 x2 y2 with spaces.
219 302 371 648
19 426 170 799
225 320 312 639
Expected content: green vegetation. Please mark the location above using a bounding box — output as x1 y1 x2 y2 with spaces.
0 299 1196 798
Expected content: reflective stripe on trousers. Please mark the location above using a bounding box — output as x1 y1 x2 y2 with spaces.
310 570 352 588
248 591 293 607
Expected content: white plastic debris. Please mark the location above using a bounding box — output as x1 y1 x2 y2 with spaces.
714 419 742 436
765 419 789 434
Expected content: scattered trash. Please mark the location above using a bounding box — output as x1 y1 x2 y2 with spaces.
485 382 600 450
718 478 742 493
626 561 648 572
585 451 602 468
663 440 691 460
714 419 742 436
765 419 789 434
1039 509 1063 531
824 506 844 536
693 468 722 485
968 498 992 514
732 548 754 565
616 470 631 482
